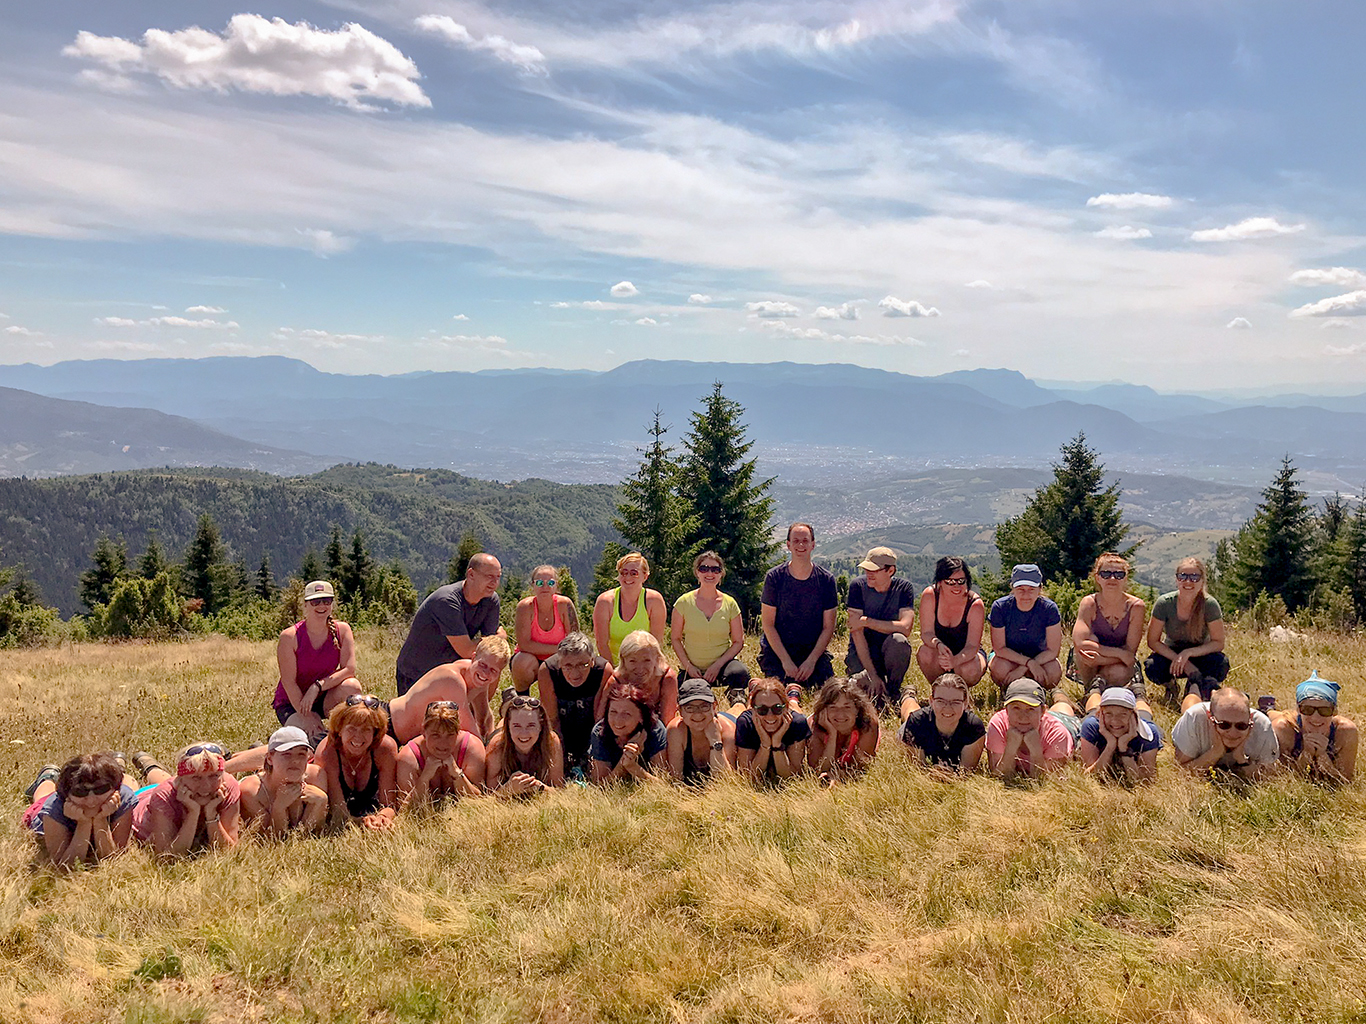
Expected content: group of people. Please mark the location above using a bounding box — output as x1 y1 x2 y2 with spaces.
21 531 1358 869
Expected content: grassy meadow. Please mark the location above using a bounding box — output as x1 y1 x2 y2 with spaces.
3 627 1366 1023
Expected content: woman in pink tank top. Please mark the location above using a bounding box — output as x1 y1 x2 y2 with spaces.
509 565 581 694
396 701 485 806
272 580 363 737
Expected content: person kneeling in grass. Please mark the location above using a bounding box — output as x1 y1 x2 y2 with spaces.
21 752 136 869
486 695 565 796
387 635 511 744
239 727 329 837
901 673 986 774
986 680 1073 781
313 696 400 830
1077 687 1161 784
734 677 811 785
133 743 241 860
988 564 1063 689
397 701 485 808
1270 672 1358 783
590 684 668 785
667 678 735 784
1172 686 1277 782
807 677 880 783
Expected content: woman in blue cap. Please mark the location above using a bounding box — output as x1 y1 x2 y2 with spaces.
1271 672 1357 782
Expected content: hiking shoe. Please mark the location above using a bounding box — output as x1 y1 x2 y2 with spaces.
24 765 59 802
131 751 163 780
725 685 748 708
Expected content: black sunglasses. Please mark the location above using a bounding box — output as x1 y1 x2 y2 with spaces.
183 743 226 758
753 703 785 716
69 781 115 798
697 565 723 574
1097 570 1128 580
346 694 383 709
1176 572 1203 582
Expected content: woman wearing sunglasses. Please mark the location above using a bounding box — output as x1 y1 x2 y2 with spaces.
313 695 401 829
509 565 580 696
593 552 667 668
672 551 751 697
915 557 987 712
590 683 669 785
1172 686 1278 782
21 752 136 868
486 695 565 796
132 743 241 859
1271 672 1358 783
397 701 485 808
272 580 363 739
1145 557 1228 710
1073 553 1149 713
734 677 811 784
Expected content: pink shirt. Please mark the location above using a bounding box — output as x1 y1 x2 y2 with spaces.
132 776 241 845
985 711 1073 773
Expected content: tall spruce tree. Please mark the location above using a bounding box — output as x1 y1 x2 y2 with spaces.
297 547 324 584
137 533 169 580
678 381 778 617
342 531 374 607
448 530 481 583
1343 497 1366 621
324 526 346 588
995 433 1134 586
613 410 697 603
256 553 276 601
80 536 128 612
1227 456 1315 611
183 513 230 614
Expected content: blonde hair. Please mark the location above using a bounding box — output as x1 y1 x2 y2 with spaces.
616 552 649 575
1176 556 1209 641
422 704 462 736
475 634 512 666
617 629 662 665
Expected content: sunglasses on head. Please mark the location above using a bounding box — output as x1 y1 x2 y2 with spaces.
508 695 541 710
753 703 785 716
697 565 722 574
426 700 460 714
183 743 226 758
69 781 115 798
346 694 383 709
1097 570 1128 580
1299 705 1336 718
1211 717 1251 732
532 578 557 588
1176 572 1203 582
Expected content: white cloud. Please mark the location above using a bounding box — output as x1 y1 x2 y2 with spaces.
964 280 993 289
1290 290 1366 319
1289 267 1366 289
1326 343 1366 357
149 315 239 329
610 281 639 298
954 348 971 357
1191 217 1306 242
94 316 139 327
0 312 8 319
687 294 712 305
64 16 429 110
1226 317 1252 329
746 300 801 318
1322 320 1355 330
4 325 40 336
1095 225 1152 240
414 15 546 74
878 295 940 317
89 340 162 352
760 320 916 346
551 300 621 310
273 326 381 348
299 228 353 255
634 317 658 326
185 304 227 314
814 302 859 320
1086 192 1174 210
452 313 469 321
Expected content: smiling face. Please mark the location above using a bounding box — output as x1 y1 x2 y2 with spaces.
267 745 311 783
176 768 223 802
617 558 648 588
305 595 333 620
423 724 460 760
1298 699 1336 734
786 525 814 558
680 699 715 731
930 685 967 725
469 653 505 692
619 647 659 685
558 652 594 686
606 696 644 740
823 694 858 735
339 723 376 758
507 707 542 752
1004 701 1043 732
1099 706 1135 735
63 779 117 815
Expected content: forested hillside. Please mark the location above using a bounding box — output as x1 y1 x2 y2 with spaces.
0 465 622 615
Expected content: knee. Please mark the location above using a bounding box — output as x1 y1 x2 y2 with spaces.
510 653 538 681
989 659 1010 683
959 658 985 685
885 633 912 664
1101 663 1129 686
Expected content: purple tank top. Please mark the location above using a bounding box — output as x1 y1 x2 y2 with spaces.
272 621 342 711
1089 602 1133 648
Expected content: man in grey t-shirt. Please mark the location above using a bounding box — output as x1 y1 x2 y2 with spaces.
845 547 915 709
1172 687 1278 781
395 553 507 694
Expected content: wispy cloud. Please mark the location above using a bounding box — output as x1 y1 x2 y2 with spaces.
1191 217 1305 242
1095 225 1152 240
1226 317 1252 329
185 304 226 314
1290 290 1366 319
414 15 546 74
1086 192 1173 210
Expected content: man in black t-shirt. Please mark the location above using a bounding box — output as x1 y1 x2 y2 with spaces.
900 674 986 773
395 553 507 694
845 547 915 709
758 523 838 696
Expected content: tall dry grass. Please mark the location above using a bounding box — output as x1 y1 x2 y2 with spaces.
1 627 1364 1023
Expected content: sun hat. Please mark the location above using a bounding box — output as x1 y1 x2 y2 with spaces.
1097 687 1155 741
858 547 897 571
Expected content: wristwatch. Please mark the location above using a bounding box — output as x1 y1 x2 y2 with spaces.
711 741 724 751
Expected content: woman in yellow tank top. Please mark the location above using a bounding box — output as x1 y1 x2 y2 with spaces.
593 552 667 667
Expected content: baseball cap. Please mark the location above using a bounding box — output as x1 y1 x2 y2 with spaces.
1097 687 1155 741
1010 564 1043 588
858 546 897 571
267 726 313 753
1003 680 1046 707
303 580 335 601
678 678 718 705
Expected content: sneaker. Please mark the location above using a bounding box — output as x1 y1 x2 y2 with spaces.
24 764 59 802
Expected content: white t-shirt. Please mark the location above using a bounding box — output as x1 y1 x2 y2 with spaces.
1171 703 1278 765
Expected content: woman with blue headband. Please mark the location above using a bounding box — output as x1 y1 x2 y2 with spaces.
1271 672 1357 783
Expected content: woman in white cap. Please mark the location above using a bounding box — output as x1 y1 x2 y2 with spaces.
239 727 329 835
1077 687 1162 783
666 677 735 784
988 564 1063 689
1270 672 1358 783
272 580 363 738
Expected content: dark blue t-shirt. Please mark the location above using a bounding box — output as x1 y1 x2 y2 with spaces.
759 564 838 664
589 719 668 767
988 595 1061 658
396 581 501 682
1079 714 1163 757
733 708 812 750
846 576 916 621
27 783 137 837
900 707 986 768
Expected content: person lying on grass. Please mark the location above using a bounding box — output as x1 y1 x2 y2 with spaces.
539 631 615 781
133 743 241 860
807 676 880 783
387 635 511 744
734 677 811 785
1077 687 1161 784
988 564 1063 689
1172 686 1277 782
590 684 668 785
486 695 566 796
900 673 986 775
613 630 680 727
273 580 363 741
667 677 735 784
239 727 329 837
1270 672 1358 784
312 696 400 830
396 701 486 808
986 680 1073 781
22 752 135 869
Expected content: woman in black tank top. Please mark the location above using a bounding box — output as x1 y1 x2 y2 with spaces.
915 557 988 705
538 633 613 778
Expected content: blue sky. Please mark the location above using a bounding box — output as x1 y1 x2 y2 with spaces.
1 1 1364 386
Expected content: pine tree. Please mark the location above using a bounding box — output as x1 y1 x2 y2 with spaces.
183 513 229 614
137 533 169 580
342 531 374 607
448 530 481 583
80 536 128 612
256 553 276 601
613 410 697 603
1227 456 1315 611
1343 498 1366 621
678 382 778 618
297 547 324 584
325 526 346 588
9 568 41 608
995 432 1134 586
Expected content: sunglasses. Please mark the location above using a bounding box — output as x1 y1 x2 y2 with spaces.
1097 570 1128 580
1176 572 1203 582
697 565 723 574
183 743 226 758
1211 718 1251 732
619 569 643 577
942 577 967 586
306 596 334 605
346 694 383 709
426 700 460 714
753 703 786 716
532 578 557 588
508 696 542 710
69 781 115 798
1299 705 1336 718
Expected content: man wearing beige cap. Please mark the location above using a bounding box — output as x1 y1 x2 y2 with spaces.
845 546 915 710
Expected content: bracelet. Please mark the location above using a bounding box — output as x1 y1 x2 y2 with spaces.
203 815 219 824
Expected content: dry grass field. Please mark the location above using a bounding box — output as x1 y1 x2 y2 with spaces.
2 627 1366 1023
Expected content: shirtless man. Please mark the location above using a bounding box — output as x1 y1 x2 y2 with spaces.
386 635 511 743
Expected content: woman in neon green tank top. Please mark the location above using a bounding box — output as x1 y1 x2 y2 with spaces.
593 552 667 667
